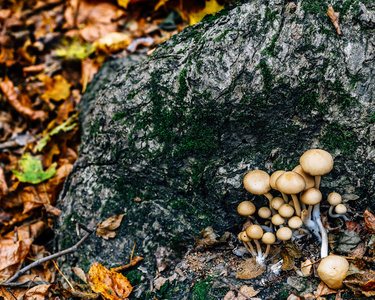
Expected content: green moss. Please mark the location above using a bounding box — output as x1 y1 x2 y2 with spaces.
263 7 278 26
125 269 143 286
368 113 375 124
61 212 83 249
262 34 278 56
321 122 358 154
192 277 213 300
258 60 273 92
327 79 359 109
214 28 230 42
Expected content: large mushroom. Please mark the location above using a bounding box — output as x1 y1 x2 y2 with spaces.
243 170 273 206
275 171 305 217
317 255 349 289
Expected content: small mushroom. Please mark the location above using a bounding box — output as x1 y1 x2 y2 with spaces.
299 149 333 189
243 170 273 203
271 197 285 211
300 188 322 225
276 227 293 242
271 214 285 226
327 192 342 217
237 201 256 216
238 231 257 256
276 171 305 217
288 216 303 229
278 203 295 218
317 255 349 289
292 165 315 190
261 232 276 258
270 170 288 202
246 225 264 263
258 207 272 219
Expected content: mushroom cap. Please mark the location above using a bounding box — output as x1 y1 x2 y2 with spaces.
258 207 272 219
237 201 256 216
278 204 295 218
276 227 293 241
271 214 285 226
317 255 349 289
271 197 285 210
288 216 303 229
327 192 342 206
246 225 264 240
292 165 315 190
262 232 276 245
270 170 285 190
301 188 322 206
300 149 334 176
243 170 271 195
238 231 251 242
276 171 306 195
335 204 347 214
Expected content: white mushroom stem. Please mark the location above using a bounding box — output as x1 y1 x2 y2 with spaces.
243 241 257 256
291 194 302 217
301 209 321 241
313 203 328 258
264 244 271 258
252 239 265 263
281 192 288 203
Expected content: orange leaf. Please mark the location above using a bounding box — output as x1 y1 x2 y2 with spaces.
0 167 8 197
364 210 375 233
0 238 33 271
40 74 71 102
0 77 47 121
327 6 341 35
88 263 133 299
97 214 125 240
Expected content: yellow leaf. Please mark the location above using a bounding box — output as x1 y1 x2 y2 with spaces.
88 263 132 300
189 0 224 25
39 75 71 102
117 0 131 9
93 32 132 54
154 0 169 11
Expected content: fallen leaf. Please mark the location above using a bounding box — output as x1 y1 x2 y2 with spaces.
314 281 337 297
34 113 78 153
56 38 95 60
364 210 375 233
93 32 132 54
0 167 8 197
333 230 362 254
72 266 87 283
300 258 313 277
0 238 33 273
118 0 131 9
12 153 57 184
23 284 52 300
344 270 375 297
88 263 132 299
97 214 125 240
189 0 224 25
237 285 260 299
0 77 47 121
194 226 230 250
327 6 341 35
236 257 266 279
39 74 71 102
44 203 61 216
281 242 301 271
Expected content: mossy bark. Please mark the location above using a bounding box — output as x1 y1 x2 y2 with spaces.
56 0 375 297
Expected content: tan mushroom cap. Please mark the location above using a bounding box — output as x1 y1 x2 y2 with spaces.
243 170 271 195
292 165 315 190
262 232 276 245
276 227 293 241
335 204 347 214
317 255 349 289
258 207 272 219
301 188 322 206
238 231 251 242
246 224 264 240
278 204 295 218
237 201 256 216
270 170 285 190
276 171 306 195
300 149 333 176
288 216 303 229
327 192 342 206
271 197 284 210
271 214 285 226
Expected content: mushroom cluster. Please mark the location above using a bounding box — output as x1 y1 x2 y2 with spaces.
237 149 348 260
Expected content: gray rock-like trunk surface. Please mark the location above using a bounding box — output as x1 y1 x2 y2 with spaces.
56 0 374 297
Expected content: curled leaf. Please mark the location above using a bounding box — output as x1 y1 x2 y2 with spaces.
194 226 230 250
327 6 341 35
97 214 125 240
364 210 375 233
236 257 266 279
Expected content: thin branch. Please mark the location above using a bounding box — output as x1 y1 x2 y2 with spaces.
4 226 95 284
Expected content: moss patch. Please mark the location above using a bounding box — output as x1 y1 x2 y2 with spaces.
321 122 358 155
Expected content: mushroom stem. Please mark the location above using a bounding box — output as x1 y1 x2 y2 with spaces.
313 203 328 258
264 244 271 258
314 175 322 189
243 241 257 256
291 194 302 217
328 207 349 221
301 209 321 241
253 239 264 263
281 192 288 203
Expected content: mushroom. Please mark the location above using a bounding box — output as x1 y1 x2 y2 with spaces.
276 171 305 217
246 224 265 263
288 216 303 229
300 188 322 234
317 255 349 289
238 231 257 256
243 170 273 204
299 149 333 189
276 227 293 242
271 214 285 226
278 203 295 218
271 197 285 211
261 232 276 258
270 170 288 202
292 165 315 190
237 201 256 217
329 204 349 221
327 192 342 217
258 207 272 219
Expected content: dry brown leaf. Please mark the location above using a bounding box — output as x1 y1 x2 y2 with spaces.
97 214 125 240
88 263 132 299
44 203 61 216
0 77 47 121
0 238 33 272
301 258 313 276
81 58 100 93
72 266 88 283
4 221 46 242
24 284 52 300
237 285 260 300
23 63 46 74
236 257 266 279
344 270 375 297
0 167 8 197
94 32 132 54
281 242 301 270
111 256 144 272
195 226 230 249
314 281 337 297
364 210 375 233
327 6 341 35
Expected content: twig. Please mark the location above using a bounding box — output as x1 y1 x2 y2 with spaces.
263 257 323 289
6 288 17 299
130 242 136 262
110 256 144 273
218 279 252 300
4 225 95 284
52 260 75 291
